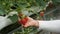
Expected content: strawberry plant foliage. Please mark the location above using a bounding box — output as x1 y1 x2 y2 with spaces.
8 14 18 23
0 0 50 22
0 0 60 34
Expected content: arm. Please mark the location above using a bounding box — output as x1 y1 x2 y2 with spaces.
24 17 60 33
38 20 60 33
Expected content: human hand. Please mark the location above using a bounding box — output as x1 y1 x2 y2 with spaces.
24 17 39 27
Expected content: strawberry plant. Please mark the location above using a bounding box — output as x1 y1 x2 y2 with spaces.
0 0 60 34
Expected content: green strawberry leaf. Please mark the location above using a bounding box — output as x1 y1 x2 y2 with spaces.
8 14 18 23
0 9 6 16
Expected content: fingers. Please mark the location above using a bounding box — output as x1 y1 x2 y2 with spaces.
24 17 34 27
24 22 31 27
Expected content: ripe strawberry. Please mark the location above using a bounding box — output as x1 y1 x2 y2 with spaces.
24 17 28 21
18 17 28 25
20 19 26 25
40 12 44 16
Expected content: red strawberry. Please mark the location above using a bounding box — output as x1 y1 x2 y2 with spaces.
40 12 44 16
18 17 28 25
24 17 28 21
20 19 26 25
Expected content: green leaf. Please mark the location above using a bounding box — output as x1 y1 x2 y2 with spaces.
0 9 6 15
8 14 18 23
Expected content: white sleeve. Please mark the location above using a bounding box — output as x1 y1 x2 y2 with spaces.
38 20 60 33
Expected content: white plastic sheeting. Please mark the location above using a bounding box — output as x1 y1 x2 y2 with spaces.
0 16 12 30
